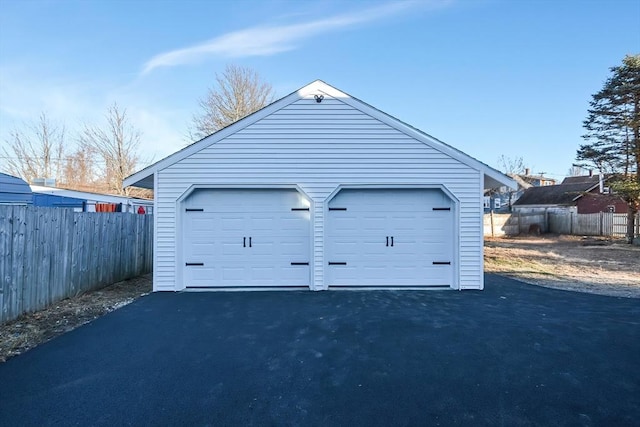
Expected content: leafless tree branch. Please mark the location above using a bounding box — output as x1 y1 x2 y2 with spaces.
1 113 66 184
190 64 275 140
79 104 141 195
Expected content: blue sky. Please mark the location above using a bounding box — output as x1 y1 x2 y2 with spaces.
1 0 639 180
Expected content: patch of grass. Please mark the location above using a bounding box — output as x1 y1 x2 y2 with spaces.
485 254 552 274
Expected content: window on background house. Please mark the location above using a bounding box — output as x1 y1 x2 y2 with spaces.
607 205 615 213
484 197 491 209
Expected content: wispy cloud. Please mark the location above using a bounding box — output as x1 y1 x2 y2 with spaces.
141 0 450 75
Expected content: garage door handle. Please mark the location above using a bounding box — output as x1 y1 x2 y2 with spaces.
249 237 252 248
391 236 394 247
386 236 389 247
243 237 246 247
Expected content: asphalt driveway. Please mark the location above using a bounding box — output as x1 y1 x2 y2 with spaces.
1 274 639 426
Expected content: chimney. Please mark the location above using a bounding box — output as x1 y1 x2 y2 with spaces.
599 174 604 193
589 169 593 177
525 168 530 176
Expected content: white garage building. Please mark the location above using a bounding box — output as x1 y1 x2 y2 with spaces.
124 81 514 292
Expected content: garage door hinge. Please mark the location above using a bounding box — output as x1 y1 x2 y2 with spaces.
291 262 309 265
185 208 204 212
329 207 347 211
432 261 451 265
328 262 347 265
186 262 204 266
432 207 451 211
291 208 310 211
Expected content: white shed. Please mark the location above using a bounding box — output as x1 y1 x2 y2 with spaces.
124 80 515 291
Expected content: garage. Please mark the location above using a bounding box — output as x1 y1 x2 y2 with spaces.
124 80 515 291
326 189 454 288
182 188 311 288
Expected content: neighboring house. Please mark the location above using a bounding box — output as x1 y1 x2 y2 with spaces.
0 173 33 205
513 173 627 213
124 80 515 292
485 168 557 212
30 185 154 214
521 168 556 187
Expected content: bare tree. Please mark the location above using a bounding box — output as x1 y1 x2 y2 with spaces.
2 113 66 184
567 165 587 177
79 104 141 196
190 64 275 140
60 144 99 191
494 155 531 212
497 155 527 175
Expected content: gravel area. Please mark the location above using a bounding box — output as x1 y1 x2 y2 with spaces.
484 235 640 298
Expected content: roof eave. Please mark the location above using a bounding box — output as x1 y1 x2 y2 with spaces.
483 167 517 190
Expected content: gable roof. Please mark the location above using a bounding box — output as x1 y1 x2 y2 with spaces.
124 80 515 190
514 182 599 206
0 173 33 204
561 175 599 185
508 174 534 190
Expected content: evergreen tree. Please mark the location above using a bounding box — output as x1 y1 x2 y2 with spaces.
577 54 640 243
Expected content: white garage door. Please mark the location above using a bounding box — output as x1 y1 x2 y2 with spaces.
326 189 454 287
182 189 311 288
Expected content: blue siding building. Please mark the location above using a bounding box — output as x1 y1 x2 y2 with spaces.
0 173 33 204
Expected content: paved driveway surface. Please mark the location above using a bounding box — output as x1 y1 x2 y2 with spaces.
1 275 639 426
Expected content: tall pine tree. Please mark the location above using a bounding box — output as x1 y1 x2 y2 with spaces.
577 54 640 243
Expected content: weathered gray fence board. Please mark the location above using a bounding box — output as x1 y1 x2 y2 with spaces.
0 206 153 323
0 206 11 320
11 207 26 323
487 211 640 239
483 212 546 236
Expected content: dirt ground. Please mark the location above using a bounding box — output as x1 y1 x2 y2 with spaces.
0 274 152 362
485 235 640 298
1 236 639 362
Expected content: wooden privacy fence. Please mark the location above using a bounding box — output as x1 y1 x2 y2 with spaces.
483 211 547 237
548 212 638 237
0 206 153 323
484 211 640 239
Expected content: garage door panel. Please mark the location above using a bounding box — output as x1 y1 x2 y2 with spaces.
187 268 217 287
278 239 311 257
185 242 216 259
219 216 245 232
220 240 245 256
330 239 383 258
327 189 454 287
182 189 310 288
329 219 360 233
360 216 386 230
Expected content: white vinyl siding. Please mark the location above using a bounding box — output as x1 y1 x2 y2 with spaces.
152 94 483 291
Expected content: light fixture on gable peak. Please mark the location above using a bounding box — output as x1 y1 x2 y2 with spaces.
314 94 324 103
